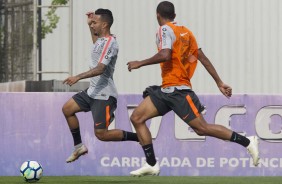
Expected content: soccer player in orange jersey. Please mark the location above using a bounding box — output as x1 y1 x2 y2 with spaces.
127 1 260 176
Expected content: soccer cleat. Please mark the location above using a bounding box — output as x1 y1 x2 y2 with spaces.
66 144 88 163
247 136 260 166
130 162 160 177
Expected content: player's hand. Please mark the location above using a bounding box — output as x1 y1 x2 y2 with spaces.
218 83 232 98
86 12 94 26
63 76 80 86
127 61 141 72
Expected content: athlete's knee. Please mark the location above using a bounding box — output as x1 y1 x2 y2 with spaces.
190 120 210 136
62 103 72 117
193 128 207 136
130 112 144 126
94 130 108 141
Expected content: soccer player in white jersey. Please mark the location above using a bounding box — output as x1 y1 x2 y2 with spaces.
62 9 138 163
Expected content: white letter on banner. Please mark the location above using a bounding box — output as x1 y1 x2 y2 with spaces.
171 157 181 167
215 105 246 136
197 157 206 167
111 157 121 167
160 157 170 167
121 157 130 167
255 106 282 142
127 105 162 139
220 158 228 167
181 158 192 167
270 158 279 168
101 157 110 167
207 158 215 167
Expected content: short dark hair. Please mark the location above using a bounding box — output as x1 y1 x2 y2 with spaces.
95 8 114 27
156 1 175 20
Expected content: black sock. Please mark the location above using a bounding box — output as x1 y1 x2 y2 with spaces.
70 127 82 146
142 144 157 166
230 132 250 147
121 131 139 142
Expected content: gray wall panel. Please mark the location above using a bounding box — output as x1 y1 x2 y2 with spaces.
41 0 281 94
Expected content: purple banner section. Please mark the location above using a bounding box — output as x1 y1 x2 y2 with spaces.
1 93 282 176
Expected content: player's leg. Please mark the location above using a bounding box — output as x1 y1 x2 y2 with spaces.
172 90 259 166
130 96 160 145
129 96 161 176
188 116 259 166
189 115 233 139
188 116 260 166
92 97 139 142
130 86 171 176
94 129 138 142
62 98 81 135
62 91 90 163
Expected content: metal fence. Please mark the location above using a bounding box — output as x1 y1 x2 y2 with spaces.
0 0 33 82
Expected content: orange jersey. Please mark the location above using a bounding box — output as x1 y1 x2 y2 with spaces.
156 22 198 88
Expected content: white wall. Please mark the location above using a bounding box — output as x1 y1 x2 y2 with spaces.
41 0 282 94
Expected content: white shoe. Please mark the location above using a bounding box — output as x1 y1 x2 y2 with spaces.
66 144 88 163
247 136 260 166
130 162 160 177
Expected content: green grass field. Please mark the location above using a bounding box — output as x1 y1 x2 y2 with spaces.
0 176 281 184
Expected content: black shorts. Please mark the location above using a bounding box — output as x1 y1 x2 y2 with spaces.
143 85 205 124
73 89 117 129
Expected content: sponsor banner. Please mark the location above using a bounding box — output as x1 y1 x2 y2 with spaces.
0 93 282 176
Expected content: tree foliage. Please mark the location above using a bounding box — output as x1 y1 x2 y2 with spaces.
41 0 69 39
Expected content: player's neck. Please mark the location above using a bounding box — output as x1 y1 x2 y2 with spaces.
160 19 174 26
98 30 111 38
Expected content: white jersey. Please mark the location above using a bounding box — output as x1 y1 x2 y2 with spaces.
87 35 118 100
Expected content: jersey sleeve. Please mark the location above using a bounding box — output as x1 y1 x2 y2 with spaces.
156 25 175 50
98 37 118 65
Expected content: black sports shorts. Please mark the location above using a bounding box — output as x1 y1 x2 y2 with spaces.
73 89 117 129
143 85 205 124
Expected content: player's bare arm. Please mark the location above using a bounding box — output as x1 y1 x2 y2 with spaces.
63 63 106 86
127 49 171 71
86 12 98 43
198 48 232 98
